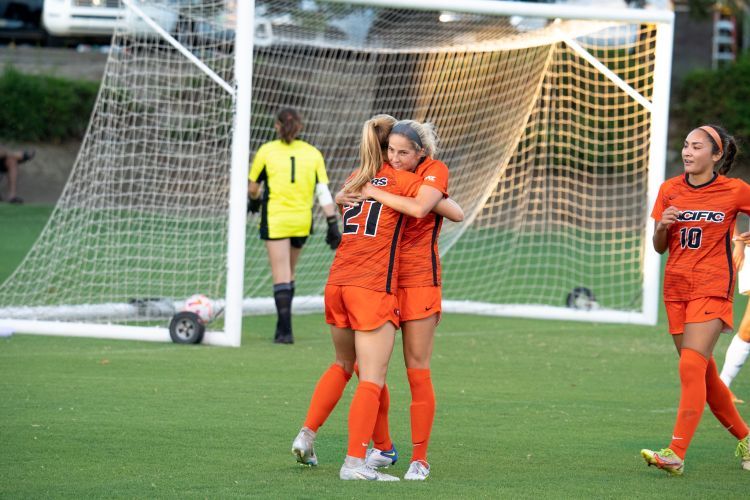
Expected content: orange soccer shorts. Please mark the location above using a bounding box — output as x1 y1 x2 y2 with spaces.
665 296 734 335
324 284 400 331
397 286 442 322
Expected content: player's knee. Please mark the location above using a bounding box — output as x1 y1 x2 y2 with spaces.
404 356 430 370
403 346 431 369
335 358 355 375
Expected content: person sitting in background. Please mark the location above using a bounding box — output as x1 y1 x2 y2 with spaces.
0 146 35 204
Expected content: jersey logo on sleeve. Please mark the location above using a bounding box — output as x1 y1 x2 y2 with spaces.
371 177 388 186
424 175 436 182
677 210 725 223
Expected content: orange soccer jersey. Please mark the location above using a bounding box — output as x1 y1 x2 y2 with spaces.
398 158 450 288
327 163 423 293
651 174 750 301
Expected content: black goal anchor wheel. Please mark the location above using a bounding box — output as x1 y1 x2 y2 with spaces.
566 286 597 310
169 311 205 344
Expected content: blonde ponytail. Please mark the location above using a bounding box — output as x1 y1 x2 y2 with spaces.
347 114 397 192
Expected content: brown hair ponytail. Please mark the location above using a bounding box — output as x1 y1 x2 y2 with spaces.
276 108 303 144
699 124 738 175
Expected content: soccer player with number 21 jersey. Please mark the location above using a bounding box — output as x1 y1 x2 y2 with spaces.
291 115 463 481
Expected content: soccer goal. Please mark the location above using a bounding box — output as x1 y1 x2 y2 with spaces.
0 0 673 346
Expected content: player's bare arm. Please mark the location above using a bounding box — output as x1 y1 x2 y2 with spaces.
734 243 746 271
733 221 747 270
735 231 750 245
248 180 262 199
362 183 461 221
432 197 464 222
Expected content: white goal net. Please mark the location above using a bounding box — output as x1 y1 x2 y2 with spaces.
0 0 673 345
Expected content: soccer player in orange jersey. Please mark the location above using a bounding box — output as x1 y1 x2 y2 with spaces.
641 125 750 476
356 120 453 480
719 219 750 404
290 115 463 481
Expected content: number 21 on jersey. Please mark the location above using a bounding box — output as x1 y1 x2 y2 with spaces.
343 200 383 237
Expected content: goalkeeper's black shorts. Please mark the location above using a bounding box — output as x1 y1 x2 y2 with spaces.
260 234 308 249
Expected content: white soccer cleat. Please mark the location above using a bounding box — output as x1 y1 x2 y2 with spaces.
365 445 398 468
339 458 399 481
291 427 318 466
404 460 430 480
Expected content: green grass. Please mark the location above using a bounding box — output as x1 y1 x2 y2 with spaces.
442 227 645 309
0 204 54 280
0 203 645 311
2 205 750 498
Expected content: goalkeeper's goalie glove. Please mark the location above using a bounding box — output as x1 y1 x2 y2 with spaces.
247 197 261 214
325 215 342 250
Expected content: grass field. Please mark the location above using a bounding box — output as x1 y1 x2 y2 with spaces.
1 204 750 498
0 203 645 312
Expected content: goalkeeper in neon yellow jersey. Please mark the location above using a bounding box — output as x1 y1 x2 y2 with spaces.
248 108 341 344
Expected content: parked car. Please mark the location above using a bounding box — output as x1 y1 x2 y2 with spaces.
0 0 45 42
43 0 180 39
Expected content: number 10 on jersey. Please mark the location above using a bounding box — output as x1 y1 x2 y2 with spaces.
679 227 702 249
343 200 383 237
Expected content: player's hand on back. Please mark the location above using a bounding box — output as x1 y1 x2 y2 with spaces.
335 189 364 208
360 183 377 200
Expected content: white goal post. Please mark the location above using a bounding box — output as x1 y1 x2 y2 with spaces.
0 0 674 346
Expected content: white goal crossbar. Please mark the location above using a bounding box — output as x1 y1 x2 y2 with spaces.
326 0 674 23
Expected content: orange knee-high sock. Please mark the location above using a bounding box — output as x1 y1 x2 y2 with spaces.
302 364 352 432
407 368 435 463
372 384 393 451
354 362 392 450
347 381 382 458
706 356 750 440
670 348 709 459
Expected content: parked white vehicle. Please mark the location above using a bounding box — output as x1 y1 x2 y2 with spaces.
43 0 179 38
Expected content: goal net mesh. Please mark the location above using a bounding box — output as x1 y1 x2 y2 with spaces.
0 0 657 328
